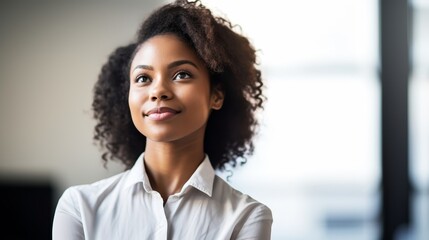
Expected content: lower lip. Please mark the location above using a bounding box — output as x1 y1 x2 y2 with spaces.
146 112 178 121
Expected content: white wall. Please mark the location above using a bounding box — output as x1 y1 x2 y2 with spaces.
0 0 165 199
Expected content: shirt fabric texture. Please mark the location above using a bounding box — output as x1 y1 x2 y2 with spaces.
52 153 273 240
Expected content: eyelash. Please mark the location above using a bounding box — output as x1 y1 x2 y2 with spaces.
135 75 150 83
173 71 192 80
134 70 192 84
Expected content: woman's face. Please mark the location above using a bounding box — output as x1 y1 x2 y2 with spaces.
129 34 223 144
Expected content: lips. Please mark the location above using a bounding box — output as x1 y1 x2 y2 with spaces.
144 107 181 121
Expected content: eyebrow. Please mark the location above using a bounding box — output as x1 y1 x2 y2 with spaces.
133 60 199 72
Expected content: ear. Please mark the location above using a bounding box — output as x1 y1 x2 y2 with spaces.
210 86 224 110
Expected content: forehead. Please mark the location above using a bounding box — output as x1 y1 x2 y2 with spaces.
131 34 203 68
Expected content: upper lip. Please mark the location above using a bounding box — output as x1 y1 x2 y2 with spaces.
144 107 181 116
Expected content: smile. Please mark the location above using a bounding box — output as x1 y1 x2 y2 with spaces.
144 107 181 121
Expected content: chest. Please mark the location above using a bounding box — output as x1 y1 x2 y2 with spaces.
89 192 236 240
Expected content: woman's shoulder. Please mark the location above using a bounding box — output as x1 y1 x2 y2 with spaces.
56 171 130 210
212 175 273 221
71 170 128 193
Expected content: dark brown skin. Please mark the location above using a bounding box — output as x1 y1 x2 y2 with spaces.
128 34 224 202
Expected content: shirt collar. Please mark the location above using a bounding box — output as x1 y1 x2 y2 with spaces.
180 155 215 197
124 153 215 197
124 152 153 192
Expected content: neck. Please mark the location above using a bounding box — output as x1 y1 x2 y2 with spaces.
143 137 205 203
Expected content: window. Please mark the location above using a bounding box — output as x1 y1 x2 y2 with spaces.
409 0 429 239
203 0 381 239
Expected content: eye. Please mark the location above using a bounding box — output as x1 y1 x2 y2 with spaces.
173 71 192 80
135 75 150 84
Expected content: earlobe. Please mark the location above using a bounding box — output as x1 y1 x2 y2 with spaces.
211 100 223 110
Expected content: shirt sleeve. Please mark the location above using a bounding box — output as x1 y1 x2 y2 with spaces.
234 204 273 240
52 188 85 240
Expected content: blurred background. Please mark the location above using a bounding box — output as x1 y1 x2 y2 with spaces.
0 0 427 239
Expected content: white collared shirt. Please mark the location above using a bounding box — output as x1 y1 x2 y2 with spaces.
52 153 273 240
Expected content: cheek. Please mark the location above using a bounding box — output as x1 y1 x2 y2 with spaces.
128 89 145 123
186 91 212 118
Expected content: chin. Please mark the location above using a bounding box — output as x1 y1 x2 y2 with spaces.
143 130 183 143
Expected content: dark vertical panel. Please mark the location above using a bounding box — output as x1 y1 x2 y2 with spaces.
0 180 54 240
380 0 411 239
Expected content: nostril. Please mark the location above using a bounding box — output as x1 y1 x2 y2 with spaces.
160 95 168 100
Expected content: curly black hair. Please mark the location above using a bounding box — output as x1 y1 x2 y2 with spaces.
92 0 265 171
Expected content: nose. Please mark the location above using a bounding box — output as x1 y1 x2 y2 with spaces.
149 78 173 101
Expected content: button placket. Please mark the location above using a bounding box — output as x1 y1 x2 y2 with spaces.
151 191 168 239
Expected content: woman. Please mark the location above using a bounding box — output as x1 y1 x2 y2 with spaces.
52 0 272 239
